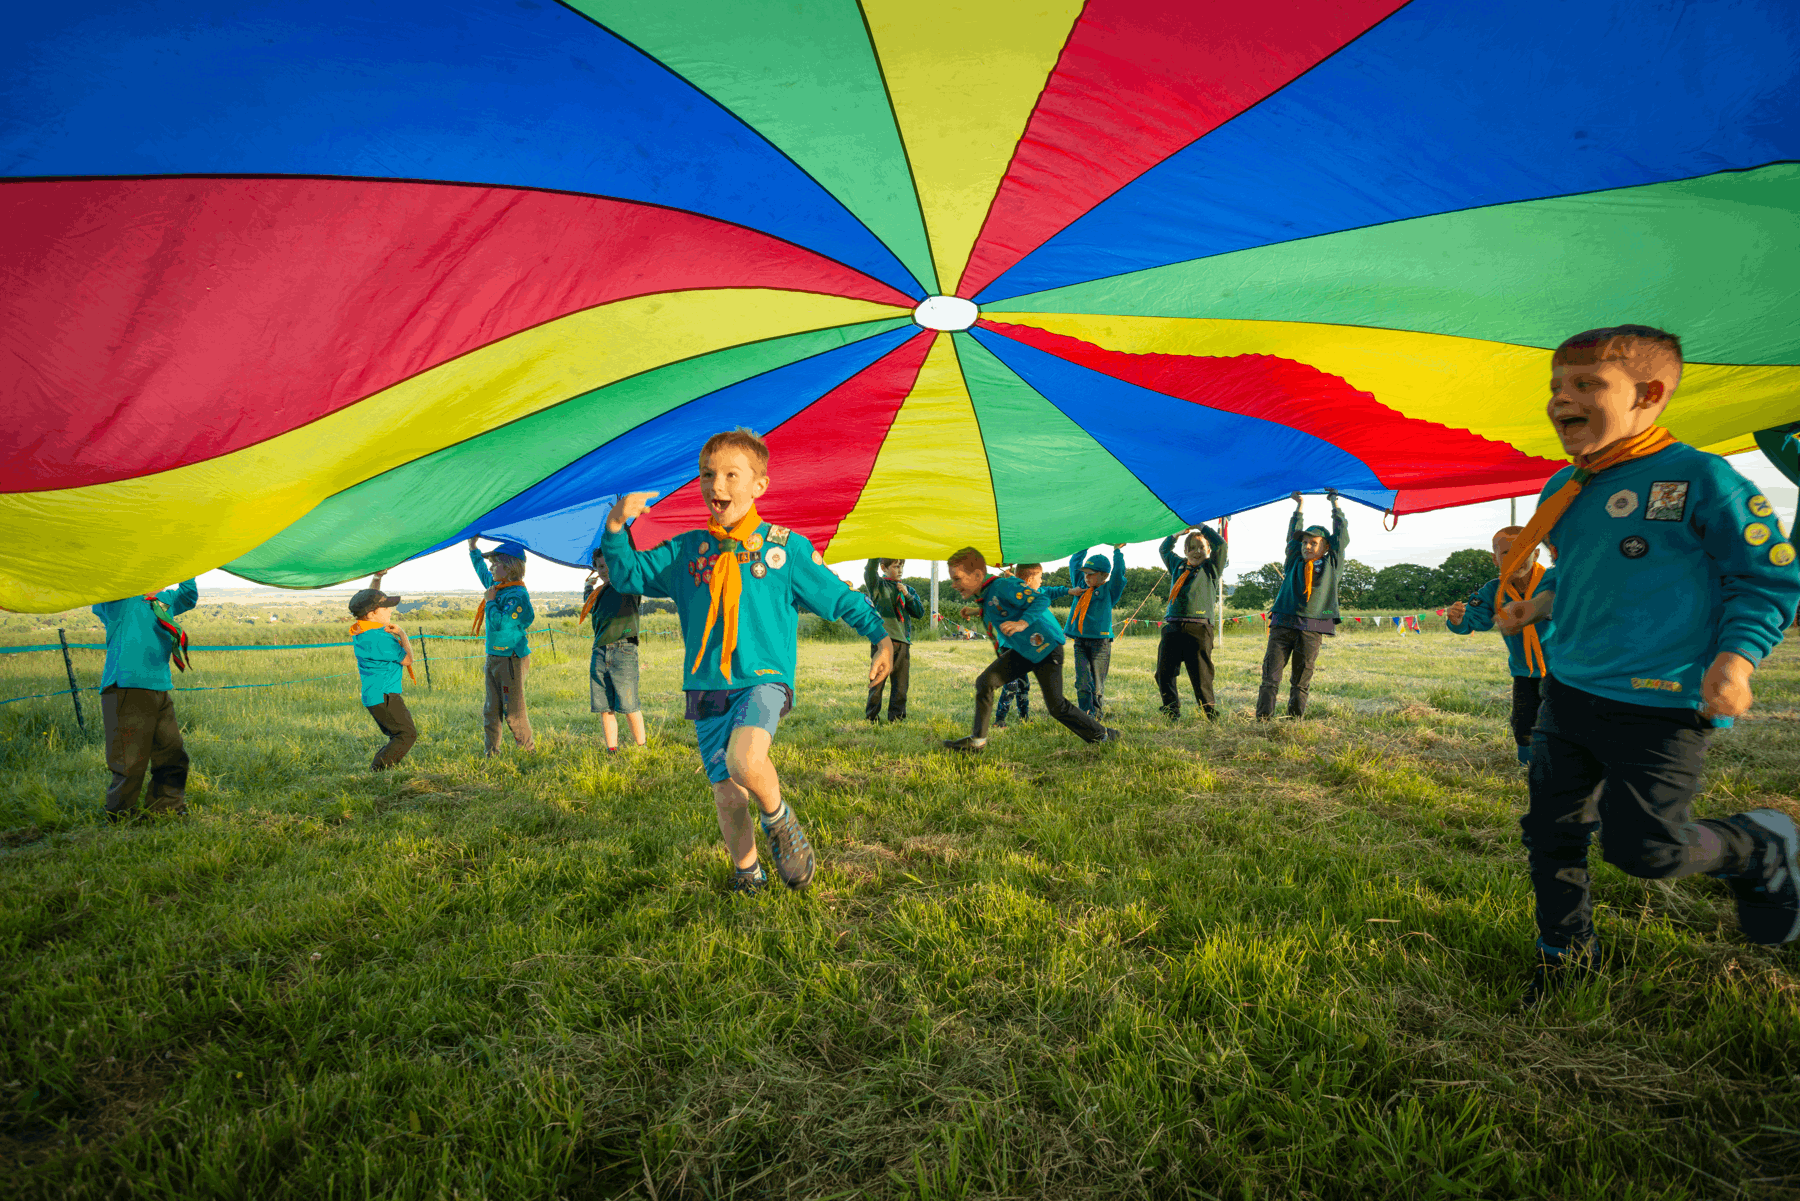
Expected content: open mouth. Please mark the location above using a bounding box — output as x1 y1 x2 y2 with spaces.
1556 415 1588 436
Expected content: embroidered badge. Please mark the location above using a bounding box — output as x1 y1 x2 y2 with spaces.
767 525 791 546
1745 522 1772 546
1748 494 1775 518
1631 678 1683 692
811 550 825 566
696 539 712 555
1030 632 1045 648
1645 481 1688 522
764 546 787 570
1605 489 1639 518
750 563 767 579
1619 535 1648 559
1771 543 1796 567
743 532 763 552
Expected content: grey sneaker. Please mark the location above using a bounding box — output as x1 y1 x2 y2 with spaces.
728 863 768 897
759 803 815 892
1730 810 1799 946
942 736 986 753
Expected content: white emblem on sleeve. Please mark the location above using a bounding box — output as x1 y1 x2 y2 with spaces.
1605 489 1639 518
764 546 786 570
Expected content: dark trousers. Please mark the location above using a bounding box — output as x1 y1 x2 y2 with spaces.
1155 621 1215 717
995 677 1030 722
1070 636 1112 717
1510 675 1544 748
483 655 535 753
367 693 418 770
973 647 1106 741
1523 677 1758 948
100 686 188 818
866 640 912 721
1256 625 1324 718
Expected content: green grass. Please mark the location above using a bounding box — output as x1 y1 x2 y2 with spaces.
2 618 1798 1199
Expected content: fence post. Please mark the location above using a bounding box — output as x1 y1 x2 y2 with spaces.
57 628 86 732
548 629 557 661
930 560 940 638
419 628 433 691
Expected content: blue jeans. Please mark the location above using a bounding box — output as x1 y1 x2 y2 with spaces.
589 637 641 714
1070 636 1112 718
995 677 1029 721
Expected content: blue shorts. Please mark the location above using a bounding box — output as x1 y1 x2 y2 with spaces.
589 638 641 714
689 683 792 784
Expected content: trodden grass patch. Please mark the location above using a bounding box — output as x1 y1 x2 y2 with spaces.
2 619 1797 1198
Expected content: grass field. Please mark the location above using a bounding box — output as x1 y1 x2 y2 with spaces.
2 616 1798 1199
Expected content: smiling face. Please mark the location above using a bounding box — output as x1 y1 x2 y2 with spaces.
699 447 768 528
1547 359 1665 458
948 561 988 598
1183 535 1209 565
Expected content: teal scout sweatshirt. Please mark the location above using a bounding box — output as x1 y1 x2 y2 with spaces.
353 626 408 706
93 580 198 692
1161 526 1228 622
602 520 886 694
1446 570 1556 678
978 575 1065 663
1534 442 1800 709
1041 547 1127 638
583 582 641 647
1270 502 1349 626
864 560 927 643
471 546 533 657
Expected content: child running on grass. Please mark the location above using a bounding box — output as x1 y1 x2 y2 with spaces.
348 576 417 770
943 548 1116 752
1256 490 1349 721
1156 524 1228 721
1040 545 1127 718
965 566 1039 726
92 577 198 822
1445 526 1554 765
581 548 646 753
602 429 892 895
863 558 926 723
1497 325 1800 1001
468 537 536 755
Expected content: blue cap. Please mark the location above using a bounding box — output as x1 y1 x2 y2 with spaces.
487 540 527 559
1082 554 1111 574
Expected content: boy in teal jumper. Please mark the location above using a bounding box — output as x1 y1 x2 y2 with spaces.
348 581 417 770
1445 526 1554 765
1040 545 1127 718
863 558 926 722
468 537 535 754
582 549 646 752
1256 490 1349 720
943 548 1116 752
1156 524 1228 720
1497 325 1800 1001
603 429 893 894
92 578 198 821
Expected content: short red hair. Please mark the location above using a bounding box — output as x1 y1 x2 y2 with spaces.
1552 325 1683 392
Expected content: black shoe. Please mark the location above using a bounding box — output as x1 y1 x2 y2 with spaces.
993 719 1008 728
1088 728 1121 744
1521 939 1598 1008
943 737 986 753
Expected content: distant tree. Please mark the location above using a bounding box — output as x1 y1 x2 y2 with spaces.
1230 562 1286 610
1339 559 1377 608
1431 548 1498 607
1368 563 1436 609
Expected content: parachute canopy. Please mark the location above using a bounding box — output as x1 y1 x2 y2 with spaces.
5 0 1799 611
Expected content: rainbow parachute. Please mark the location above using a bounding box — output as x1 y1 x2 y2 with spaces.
4 1 1799 612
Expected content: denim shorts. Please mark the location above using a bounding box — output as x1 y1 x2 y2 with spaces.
589 638 641 714
690 683 791 784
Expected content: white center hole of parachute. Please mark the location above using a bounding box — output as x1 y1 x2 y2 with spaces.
913 295 978 331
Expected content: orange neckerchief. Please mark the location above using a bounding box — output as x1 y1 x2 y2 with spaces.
471 580 525 635
1071 584 1097 630
1301 559 1316 604
1499 426 1677 582
578 581 607 624
1499 562 1548 676
351 618 416 679
694 503 762 684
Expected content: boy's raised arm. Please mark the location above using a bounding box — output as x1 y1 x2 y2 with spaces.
468 540 495 588
599 494 679 597
1330 492 1349 556
1284 499 1304 566
1447 579 1497 634
1159 533 1180 573
168 578 199 615
1107 546 1127 602
1201 524 1227 574
793 543 887 645
863 558 880 594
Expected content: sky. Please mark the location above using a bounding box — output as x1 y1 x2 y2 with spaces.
199 453 1800 598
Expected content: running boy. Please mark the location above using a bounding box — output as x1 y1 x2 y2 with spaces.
1256 490 1348 720
1445 526 1554 765
581 548 646 752
942 548 1116 752
92 578 198 821
1041 545 1127 718
863 558 926 722
1497 325 1800 999
468 537 536 754
602 430 893 894
348 579 417 770
1157 524 1228 720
